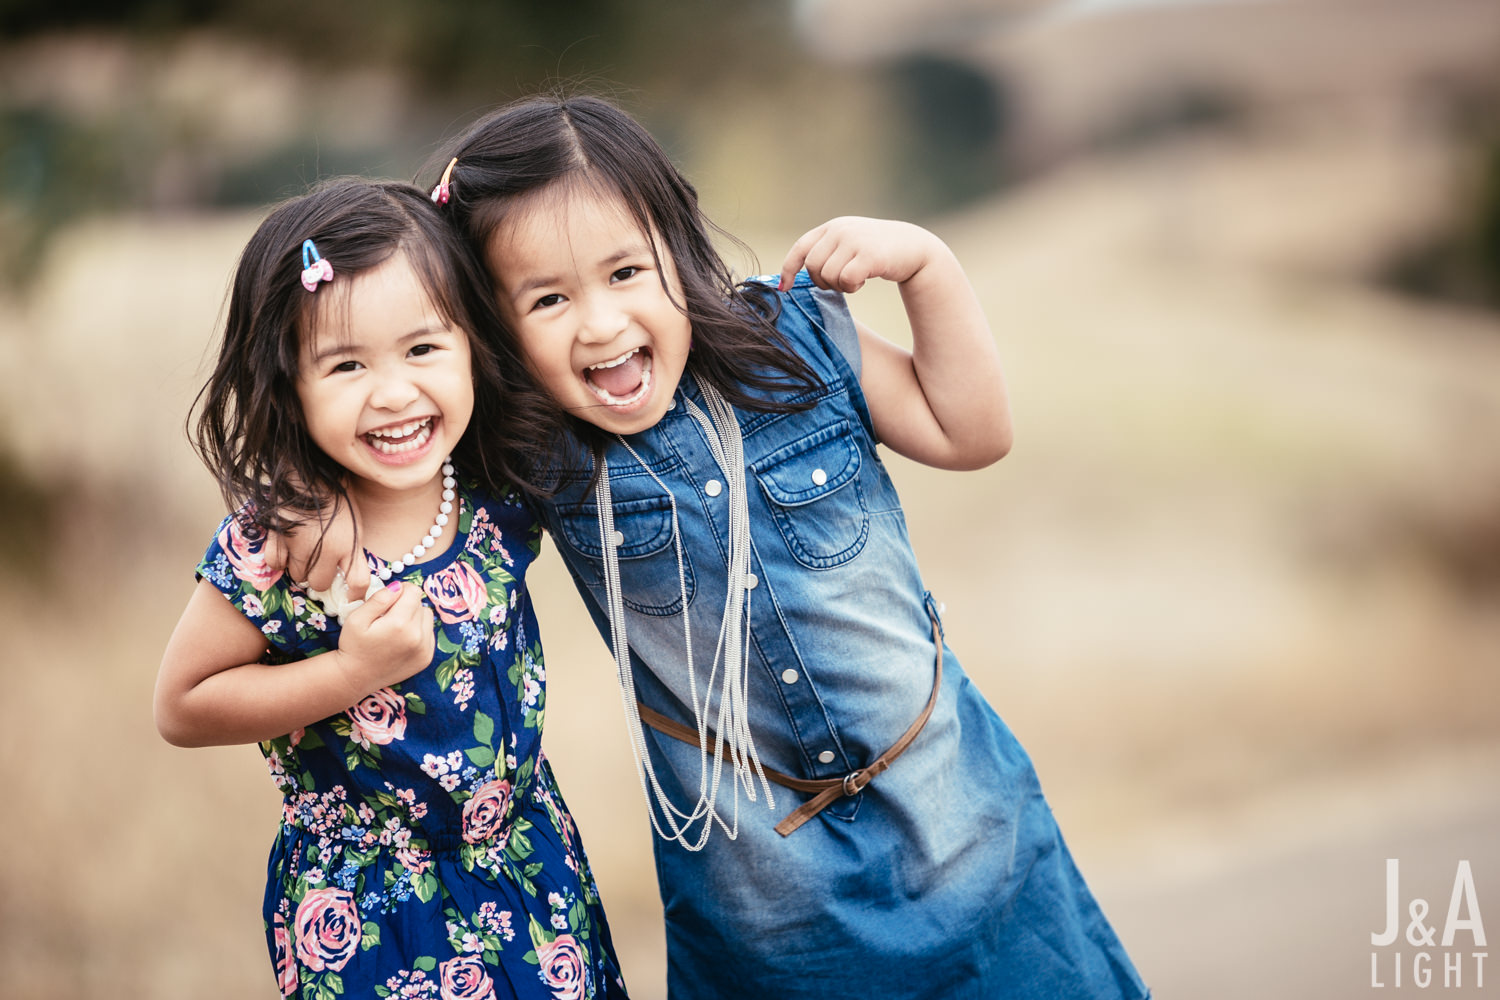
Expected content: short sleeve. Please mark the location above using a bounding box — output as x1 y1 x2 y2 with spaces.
742 270 879 440
810 286 861 380
196 514 339 660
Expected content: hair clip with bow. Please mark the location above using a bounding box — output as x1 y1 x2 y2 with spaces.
300 239 333 292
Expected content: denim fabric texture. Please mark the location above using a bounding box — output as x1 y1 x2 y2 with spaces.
533 272 1148 999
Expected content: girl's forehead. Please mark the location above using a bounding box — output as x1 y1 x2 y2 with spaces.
491 185 657 267
298 250 445 353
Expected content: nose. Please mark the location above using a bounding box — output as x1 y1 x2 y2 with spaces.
369 368 421 412
576 293 629 346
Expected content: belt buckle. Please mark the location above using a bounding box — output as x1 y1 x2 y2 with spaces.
841 770 864 796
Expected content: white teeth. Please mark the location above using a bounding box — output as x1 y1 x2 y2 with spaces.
587 348 640 371
364 417 434 454
367 417 431 439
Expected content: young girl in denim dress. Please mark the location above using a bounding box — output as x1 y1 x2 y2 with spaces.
155 179 628 999
292 96 1149 998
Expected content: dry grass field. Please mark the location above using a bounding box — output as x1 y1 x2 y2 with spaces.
3 112 1498 998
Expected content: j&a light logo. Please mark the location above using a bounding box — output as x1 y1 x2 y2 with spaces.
1371 859 1487 989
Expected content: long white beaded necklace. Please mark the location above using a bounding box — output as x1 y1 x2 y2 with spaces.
595 379 775 851
307 458 455 621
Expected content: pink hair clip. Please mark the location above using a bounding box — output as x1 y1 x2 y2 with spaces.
430 157 458 205
300 239 333 292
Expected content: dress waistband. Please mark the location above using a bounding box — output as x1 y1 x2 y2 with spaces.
280 772 535 856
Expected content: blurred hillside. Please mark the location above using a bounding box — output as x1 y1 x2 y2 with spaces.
2 2 1499 999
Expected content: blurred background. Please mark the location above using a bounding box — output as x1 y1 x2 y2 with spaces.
3 0 1499 996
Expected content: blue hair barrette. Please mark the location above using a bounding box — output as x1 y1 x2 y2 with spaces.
300 239 333 292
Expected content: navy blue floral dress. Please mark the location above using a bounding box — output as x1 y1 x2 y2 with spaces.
196 484 628 1000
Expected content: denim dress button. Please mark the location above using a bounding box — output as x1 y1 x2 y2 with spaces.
745 573 758 590
705 479 722 497
780 669 798 684
811 468 828 486
610 530 624 547
817 750 836 764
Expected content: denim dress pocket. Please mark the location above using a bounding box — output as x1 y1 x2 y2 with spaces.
557 491 695 617
753 419 869 569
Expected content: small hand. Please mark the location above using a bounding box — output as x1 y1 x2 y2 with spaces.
779 217 941 294
335 581 435 692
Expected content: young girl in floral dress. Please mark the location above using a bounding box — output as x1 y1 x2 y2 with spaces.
155 178 628 1000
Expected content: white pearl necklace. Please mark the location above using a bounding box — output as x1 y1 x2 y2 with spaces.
375 458 456 580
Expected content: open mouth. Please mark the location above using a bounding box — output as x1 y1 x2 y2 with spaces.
583 347 654 407
363 416 434 455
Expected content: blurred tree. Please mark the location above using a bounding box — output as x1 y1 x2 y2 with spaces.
885 54 1012 213
0 0 784 98
0 0 803 286
1378 83 1500 312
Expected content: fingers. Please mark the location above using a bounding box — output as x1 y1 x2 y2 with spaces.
779 223 826 291
780 221 869 294
388 581 433 630
813 243 867 293
358 581 434 635
379 583 437 663
342 580 403 628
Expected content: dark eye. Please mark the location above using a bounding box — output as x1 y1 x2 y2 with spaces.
611 266 640 283
533 293 564 311
333 360 360 373
409 343 436 357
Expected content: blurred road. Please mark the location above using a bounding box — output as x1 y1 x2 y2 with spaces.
1094 747 1500 998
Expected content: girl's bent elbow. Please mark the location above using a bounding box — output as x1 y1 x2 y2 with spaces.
963 423 1013 470
989 425 1015 464
153 687 208 748
154 713 194 748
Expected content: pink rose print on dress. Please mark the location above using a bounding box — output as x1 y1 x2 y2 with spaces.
424 562 489 624
536 934 586 1000
394 846 432 876
346 688 408 747
293 887 361 973
439 955 498 1000
218 515 279 591
461 778 513 845
273 912 299 996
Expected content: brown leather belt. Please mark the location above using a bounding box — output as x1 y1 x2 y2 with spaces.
636 613 943 836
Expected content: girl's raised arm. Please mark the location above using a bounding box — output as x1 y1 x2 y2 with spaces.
780 217 1012 471
154 578 432 747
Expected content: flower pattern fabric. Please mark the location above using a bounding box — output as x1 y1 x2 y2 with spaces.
196 485 627 1000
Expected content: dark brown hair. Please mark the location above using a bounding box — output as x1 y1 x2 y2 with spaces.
192 178 542 543
424 93 821 477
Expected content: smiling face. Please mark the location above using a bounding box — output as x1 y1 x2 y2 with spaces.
295 249 474 504
486 186 692 437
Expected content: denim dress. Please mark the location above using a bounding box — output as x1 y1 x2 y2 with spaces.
533 272 1148 999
